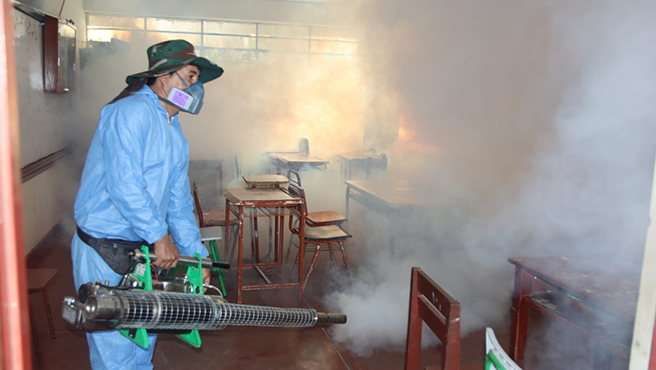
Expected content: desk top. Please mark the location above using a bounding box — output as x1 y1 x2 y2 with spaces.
334 152 386 162
223 187 303 206
346 180 456 208
268 152 329 165
242 174 289 186
509 255 640 322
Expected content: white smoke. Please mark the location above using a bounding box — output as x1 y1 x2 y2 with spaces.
325 0 656 357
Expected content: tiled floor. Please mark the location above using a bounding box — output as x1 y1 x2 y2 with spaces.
27 225 623 369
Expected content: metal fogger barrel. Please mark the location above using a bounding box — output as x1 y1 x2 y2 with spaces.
62 284 347 331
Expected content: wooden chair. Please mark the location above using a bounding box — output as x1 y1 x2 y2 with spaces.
287 183 352 292
405 267 460 370
287 170 346 228
485 328 522 370
28 268 58 356
192 182 234 296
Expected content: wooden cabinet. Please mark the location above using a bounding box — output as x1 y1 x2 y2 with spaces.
43 15 75 93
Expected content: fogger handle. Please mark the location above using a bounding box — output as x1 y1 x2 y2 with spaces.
133 250 230 270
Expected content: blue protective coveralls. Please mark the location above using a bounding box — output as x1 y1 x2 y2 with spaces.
72 85 209 370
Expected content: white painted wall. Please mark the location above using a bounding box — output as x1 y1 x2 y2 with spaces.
14 0 85 253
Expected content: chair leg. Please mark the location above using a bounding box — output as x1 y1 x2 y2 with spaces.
327 243 337 267
292 243 302 273
338 241 350 271
285 233 296 263
209 240 227 296
29 301 41 356
42 289 56 340
302 245 322 293
228 224 238 264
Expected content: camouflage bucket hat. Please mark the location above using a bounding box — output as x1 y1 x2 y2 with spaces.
125 39 224 85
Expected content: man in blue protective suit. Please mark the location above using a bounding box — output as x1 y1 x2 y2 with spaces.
72 39 224 369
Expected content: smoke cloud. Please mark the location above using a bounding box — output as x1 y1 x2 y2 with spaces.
60 0 656 362
325 0 656 357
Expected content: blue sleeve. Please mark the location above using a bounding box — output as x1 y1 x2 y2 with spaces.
166 145 209 258
100 103 169 244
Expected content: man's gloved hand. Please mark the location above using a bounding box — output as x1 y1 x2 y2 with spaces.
153 234 179 269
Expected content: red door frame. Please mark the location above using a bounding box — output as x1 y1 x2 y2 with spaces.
0 0 33 368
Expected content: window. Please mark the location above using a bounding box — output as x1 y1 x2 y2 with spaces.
86 14 357 64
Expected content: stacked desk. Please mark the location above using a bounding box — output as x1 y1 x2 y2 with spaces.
243 174 289 189
223 187 306 303
334 151 387 180
267 152 329 174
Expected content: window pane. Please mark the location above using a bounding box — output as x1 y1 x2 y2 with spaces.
204 21 256 36
259 51 308 65
202 48 257 63
146 18 201 33
146 32 201 46
311 40 357 55
259 24 308 38
259 38 308 52
203 35 256 49
88 14 144 30
88 29 143 42
310 26 356 41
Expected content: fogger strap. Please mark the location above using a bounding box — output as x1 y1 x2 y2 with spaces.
76 227 149 275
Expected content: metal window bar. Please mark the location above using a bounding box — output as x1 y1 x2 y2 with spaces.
85 13 357 63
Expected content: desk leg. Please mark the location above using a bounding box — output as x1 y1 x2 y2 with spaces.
29 301 41 356
278 214 285 278
298 207 306 300
42 289 56 340
238 206 245 304
593 346 612 370
224 201 230 260
253 217 260 263
510 267 533 366
218 161 223 200
345 185 351 233
274 211 279 263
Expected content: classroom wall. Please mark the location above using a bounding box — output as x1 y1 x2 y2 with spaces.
14 0 85 253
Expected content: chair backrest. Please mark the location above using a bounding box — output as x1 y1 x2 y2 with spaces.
192 181 206 228
286 183 308 218
298 138 310 155
485 328 522 370
287 169 302 187
234 154 242 179
405 267 461 370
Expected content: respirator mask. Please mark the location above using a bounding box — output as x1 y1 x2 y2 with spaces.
161 72 205 115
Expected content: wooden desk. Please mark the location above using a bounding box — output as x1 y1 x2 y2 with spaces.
334 152 387 180
508 255 639 367
345 180 462 250
267 152 329 174
223 187 306 303
242 174 289 189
